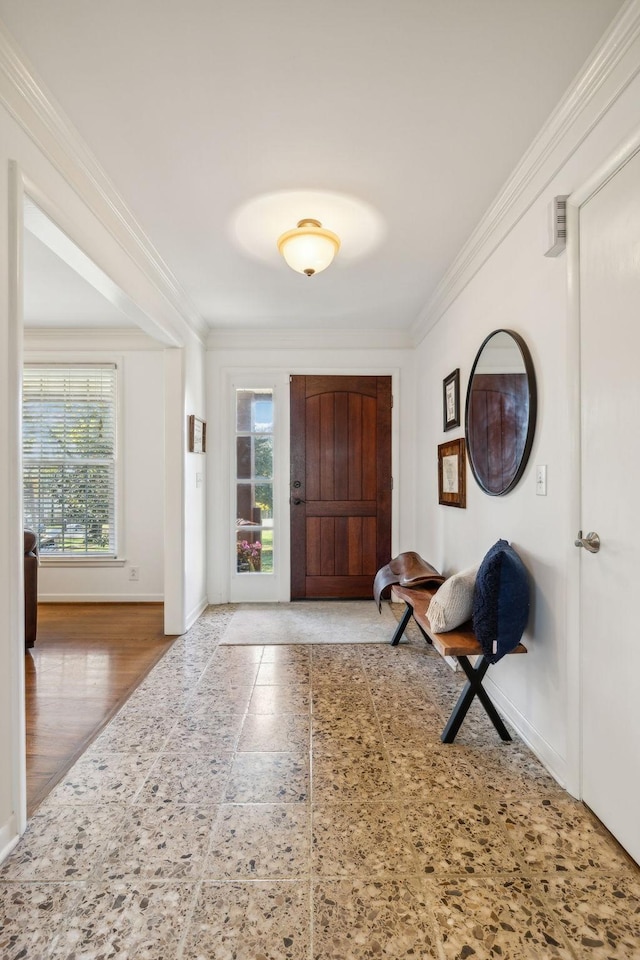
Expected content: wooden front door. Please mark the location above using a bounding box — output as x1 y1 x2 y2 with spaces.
290 375 392 599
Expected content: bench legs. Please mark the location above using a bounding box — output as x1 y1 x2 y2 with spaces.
389 606 510 744
441 655 512 744
390 603 413 646
390 602 432 646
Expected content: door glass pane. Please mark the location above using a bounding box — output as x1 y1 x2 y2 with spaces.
236 436 251 479
237 391 273 433
254 437 273 479
235 389 274 574
253 397 273 432
236 391 252 432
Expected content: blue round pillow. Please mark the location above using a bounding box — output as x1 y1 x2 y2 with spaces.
472 539 529 664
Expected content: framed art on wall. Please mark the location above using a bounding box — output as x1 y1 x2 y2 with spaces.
443 368 460 431
188 415 207 453
438 437 466 508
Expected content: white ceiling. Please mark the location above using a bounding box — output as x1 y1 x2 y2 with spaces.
0 0 624 334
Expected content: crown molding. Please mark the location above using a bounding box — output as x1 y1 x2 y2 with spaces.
410 0 640 346
0 23 207 344
207 326 412 352
23 327 165 352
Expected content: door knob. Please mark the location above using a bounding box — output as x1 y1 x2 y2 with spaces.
574 531 600 553
292 497 306 505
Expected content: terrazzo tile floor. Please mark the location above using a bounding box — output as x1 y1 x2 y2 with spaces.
2 604 639 959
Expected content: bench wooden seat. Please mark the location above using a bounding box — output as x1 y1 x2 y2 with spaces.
390 584 526 743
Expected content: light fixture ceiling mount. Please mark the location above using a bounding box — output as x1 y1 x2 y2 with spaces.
277 218 340 277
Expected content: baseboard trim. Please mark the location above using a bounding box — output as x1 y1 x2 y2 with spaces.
185 596 208 631
38 594 164 603
0 813 20 866
484 675 570 795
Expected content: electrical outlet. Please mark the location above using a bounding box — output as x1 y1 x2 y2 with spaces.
129 566 140 581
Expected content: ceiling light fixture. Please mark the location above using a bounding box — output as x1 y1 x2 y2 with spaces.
277 218 340 277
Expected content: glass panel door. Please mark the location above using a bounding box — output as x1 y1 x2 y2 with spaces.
235 388 273 574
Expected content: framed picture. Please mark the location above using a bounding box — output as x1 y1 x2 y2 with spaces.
188 415 207 453
443 368 460 431
438 437 466 508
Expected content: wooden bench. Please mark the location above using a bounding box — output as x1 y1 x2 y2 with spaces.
390 584 526 744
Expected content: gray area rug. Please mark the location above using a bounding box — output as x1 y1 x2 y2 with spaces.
219 600 397 645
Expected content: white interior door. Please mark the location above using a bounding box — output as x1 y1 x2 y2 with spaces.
579 147 640 865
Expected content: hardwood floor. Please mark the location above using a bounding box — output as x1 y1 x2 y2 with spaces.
25 603 176 816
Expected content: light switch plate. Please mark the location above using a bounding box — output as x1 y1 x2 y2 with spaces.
536 464 547 496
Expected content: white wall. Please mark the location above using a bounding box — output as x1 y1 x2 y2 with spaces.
413 44 640 788
414 218 571 776
0 150 24 863
162 329 208 634
183 328 208 627
206 342 416 604
0 61 205 855
24 337 166 601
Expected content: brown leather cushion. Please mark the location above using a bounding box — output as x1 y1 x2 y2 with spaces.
373 551 445 610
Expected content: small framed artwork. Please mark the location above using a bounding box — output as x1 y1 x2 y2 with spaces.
443 368 460 431
188 415 207 453
438 437 466 508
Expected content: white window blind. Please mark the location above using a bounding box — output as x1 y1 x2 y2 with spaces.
23 364 118 557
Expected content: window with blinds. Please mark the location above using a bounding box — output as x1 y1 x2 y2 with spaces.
23 364 118 557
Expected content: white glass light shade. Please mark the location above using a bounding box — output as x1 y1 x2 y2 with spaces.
277 219 340 276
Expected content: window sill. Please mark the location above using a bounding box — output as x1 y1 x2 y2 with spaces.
39 557 127 568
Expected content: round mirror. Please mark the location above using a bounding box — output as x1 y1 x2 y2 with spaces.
465 329 537 496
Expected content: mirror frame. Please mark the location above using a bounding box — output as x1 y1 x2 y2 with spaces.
464 328 537 497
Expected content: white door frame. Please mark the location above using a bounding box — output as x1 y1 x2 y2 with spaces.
5 162 28 847
565 125 640 799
